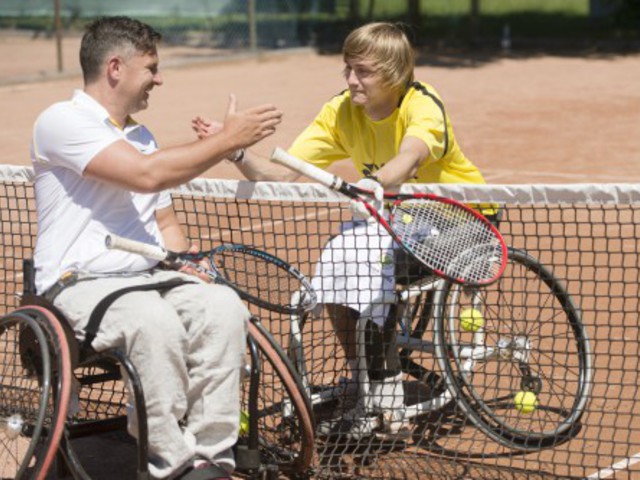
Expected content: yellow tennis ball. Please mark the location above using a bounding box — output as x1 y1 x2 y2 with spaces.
514 391 539 414
402 213 413 224
239 410 250 435
459 308 484 333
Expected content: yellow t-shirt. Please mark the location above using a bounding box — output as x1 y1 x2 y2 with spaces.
288 81 485 186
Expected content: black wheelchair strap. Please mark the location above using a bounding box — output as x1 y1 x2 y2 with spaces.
83 278 194 349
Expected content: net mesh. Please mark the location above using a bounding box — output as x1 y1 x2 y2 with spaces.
1 165 639 479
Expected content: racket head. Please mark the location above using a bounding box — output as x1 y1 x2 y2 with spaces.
390 194 507 286
194 244 317 314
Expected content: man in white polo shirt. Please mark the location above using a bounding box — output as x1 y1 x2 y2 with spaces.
30 16 282 480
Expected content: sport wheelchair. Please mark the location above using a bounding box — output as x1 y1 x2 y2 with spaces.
0 260 150 479
288 246 593 454
1 260 314 479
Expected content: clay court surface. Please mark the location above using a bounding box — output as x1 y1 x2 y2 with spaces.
1 32 639 183
2 32 640 479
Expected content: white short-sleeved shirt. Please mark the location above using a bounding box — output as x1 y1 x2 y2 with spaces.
31 90 171 293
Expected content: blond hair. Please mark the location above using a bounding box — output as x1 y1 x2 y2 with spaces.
343 22 415 94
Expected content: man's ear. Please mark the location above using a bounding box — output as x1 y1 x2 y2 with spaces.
106 55 123 81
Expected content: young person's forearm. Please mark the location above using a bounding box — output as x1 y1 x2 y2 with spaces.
374 137 430 190
234 152 300 182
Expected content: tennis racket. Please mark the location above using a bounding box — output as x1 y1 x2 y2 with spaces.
271 147 507 287
105 234 317 314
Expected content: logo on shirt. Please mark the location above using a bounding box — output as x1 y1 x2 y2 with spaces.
363 162 419 181
362 163 382 178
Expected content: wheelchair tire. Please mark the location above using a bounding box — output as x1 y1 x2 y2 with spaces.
238 319 315 476
0 306 72 479
433 247 593 451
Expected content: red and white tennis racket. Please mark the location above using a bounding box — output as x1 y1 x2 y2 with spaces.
271 147 507 287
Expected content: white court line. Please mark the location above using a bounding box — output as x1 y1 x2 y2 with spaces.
585 452 640 479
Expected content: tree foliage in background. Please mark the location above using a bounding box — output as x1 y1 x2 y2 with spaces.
617 0 640 26
0 0 637 51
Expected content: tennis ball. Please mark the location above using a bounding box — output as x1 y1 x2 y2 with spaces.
239 410 250 435
402 213 413 224
459 308 484 333
514 391 539 414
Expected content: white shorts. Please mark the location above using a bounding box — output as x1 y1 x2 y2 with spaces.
311 220 396 327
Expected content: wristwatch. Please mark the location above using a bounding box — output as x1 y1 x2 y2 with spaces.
230 149 246 163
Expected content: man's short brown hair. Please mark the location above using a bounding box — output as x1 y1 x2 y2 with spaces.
80 16 162 84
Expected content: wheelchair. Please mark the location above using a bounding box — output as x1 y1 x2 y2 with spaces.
0 261 315 479
287 246 593 454
0 260 150 479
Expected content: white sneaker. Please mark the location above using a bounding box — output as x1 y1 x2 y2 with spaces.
316 401 375 440
370 373 411 439
324 407 411 442
320 390 411 441
378 406 412 440
370 372 405 412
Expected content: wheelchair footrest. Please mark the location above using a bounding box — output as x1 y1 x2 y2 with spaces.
234 444 262 472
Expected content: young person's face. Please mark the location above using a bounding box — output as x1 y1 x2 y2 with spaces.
118 50 163 114
343 57 397 116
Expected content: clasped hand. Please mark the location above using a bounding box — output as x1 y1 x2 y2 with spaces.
177 244 213 283
349 177 384 222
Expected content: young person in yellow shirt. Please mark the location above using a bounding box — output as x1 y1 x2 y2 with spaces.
193 22 491 440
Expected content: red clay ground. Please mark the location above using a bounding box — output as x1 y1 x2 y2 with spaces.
1 32 639 184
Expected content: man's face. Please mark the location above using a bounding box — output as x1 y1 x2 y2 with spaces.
118 49 163 114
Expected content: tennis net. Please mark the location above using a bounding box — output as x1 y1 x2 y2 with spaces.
1 164 639 479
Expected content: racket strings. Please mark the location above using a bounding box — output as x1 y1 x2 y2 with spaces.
393 200 504 284
210 250 302 309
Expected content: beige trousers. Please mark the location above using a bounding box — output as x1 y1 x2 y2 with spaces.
54 269 249 479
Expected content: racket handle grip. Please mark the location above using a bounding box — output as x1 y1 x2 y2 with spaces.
271 147 344 191
105 234 169 262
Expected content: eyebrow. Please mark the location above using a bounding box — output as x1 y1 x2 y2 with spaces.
346 60 374 69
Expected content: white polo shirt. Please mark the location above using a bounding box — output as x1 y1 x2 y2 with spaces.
31 90 171 293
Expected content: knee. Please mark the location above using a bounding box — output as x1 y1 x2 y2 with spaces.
201 284 249 339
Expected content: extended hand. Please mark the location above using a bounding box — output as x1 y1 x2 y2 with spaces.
191 116 223 139
223 94 283 148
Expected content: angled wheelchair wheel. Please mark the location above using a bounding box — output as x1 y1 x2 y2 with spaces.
433 247 593 451
238 319 315 477
0 306 72 479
